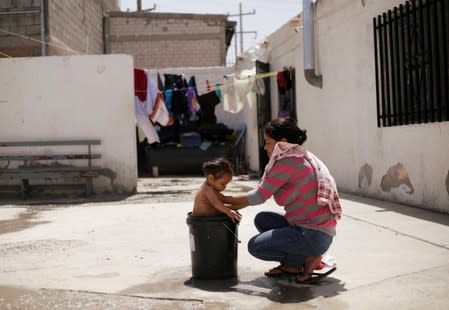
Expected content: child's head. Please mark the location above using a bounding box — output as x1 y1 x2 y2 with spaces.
202 158 233 192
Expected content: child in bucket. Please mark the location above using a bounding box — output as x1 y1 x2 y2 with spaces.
192 158 242 223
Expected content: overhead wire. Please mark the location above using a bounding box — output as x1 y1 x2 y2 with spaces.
0 28 85 56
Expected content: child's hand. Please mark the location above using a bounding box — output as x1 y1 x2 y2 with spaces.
226 209 242 223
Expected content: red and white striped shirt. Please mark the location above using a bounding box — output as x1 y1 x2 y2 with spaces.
247 144 339 236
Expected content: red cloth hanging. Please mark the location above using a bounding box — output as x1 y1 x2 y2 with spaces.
134 68 147 101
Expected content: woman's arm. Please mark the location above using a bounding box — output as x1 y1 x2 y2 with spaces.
225 158 292 209
221 195 250 210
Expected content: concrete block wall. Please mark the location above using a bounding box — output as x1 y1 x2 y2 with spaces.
0 0 119 58
46 0 118 56
0 0 42 57
108 12 228 69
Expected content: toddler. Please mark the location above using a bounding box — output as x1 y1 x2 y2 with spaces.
192 158 242 223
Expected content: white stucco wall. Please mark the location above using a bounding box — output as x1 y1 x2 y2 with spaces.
0 54 137 194
147 67 260 172
265 0 449 212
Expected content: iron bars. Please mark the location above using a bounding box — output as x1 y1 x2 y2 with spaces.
373 0 448 127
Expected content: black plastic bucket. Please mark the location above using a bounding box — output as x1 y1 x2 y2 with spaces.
186 212 238 280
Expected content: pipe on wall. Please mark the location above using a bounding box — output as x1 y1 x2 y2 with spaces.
40 0 47 56
303 0 322 88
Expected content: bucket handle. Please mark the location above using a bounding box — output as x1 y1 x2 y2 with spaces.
223 223 241 243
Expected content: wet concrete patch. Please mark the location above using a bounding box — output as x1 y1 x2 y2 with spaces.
0 285 205 310
0 208 49 235
0 239 87 257
184 273 346 306
74 272 120 279
0 239 88 273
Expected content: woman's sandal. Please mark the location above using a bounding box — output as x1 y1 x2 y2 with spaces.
264 265 303 278
294 267 337 284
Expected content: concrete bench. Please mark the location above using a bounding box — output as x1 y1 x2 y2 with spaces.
0 140 102 198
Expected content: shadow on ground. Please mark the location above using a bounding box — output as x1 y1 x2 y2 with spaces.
341 193 449 227
184 276 346 304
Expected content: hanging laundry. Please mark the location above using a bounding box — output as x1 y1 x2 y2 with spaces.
188 76 199 97
134 69 172 143
135 114 159 144
197 90 220 125
277 70 287 95
157 72 164 91
145 69 159 111
185 87 200 114
172 89 189 120
235 78 254 104
206 80 213 92
164 74 186 90
222 77 253 114
134 69 159 116
164 89 173 111
214 84 222 100
134 96 148 116
150 92 171 126
134 68 147 101
222 77 237 113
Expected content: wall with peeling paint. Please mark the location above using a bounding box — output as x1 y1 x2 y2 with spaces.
264 0 449 212
0 55 137 194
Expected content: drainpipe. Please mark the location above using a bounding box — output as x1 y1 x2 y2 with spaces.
40 0 47 56
303 0 322 88
103 15 110 54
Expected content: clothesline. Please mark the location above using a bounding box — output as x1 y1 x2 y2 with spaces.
0 28 84 55
150 70 283 95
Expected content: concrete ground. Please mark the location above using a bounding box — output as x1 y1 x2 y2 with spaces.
0 177 449 309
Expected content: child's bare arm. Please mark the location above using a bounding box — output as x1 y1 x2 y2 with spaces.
206 188 242 222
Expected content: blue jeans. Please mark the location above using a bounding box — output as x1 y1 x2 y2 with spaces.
247 211 333 269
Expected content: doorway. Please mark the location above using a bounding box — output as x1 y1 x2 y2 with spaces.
256 61 272 174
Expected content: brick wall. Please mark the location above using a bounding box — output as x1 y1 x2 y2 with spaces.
0 0 42 57
47 0 118 56
108 12 230 69
0 0 119 58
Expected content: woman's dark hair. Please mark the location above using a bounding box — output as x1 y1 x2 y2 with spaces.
264 117 307 145
202 158 233 179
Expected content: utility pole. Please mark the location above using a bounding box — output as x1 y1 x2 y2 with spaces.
136 1 156 12
228 2 256 54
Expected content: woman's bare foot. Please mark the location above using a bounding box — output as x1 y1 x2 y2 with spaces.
296 255 322 282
